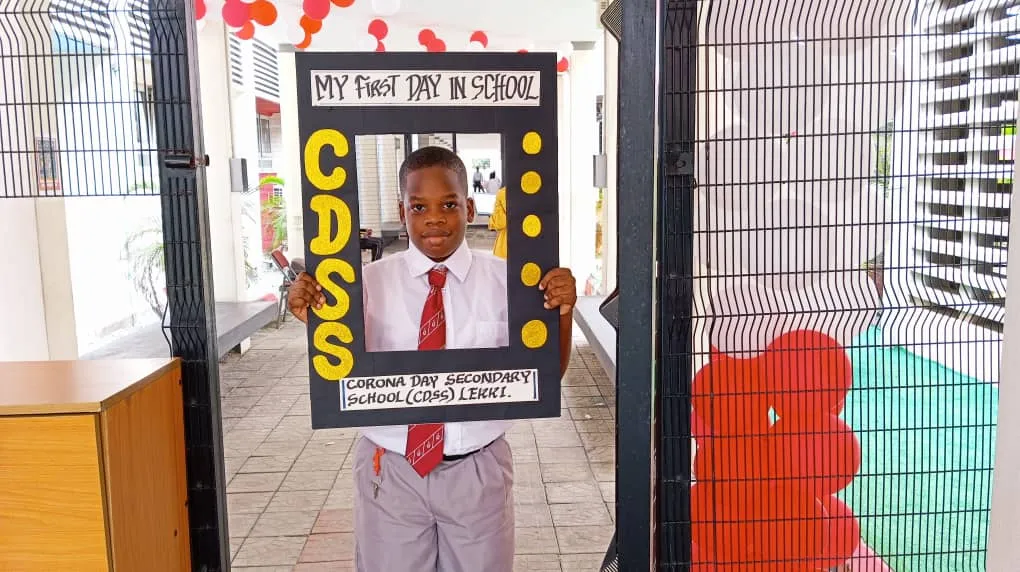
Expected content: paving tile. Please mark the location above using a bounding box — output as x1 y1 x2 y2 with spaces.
228 512 260 539
513 554 561 571
301 438 354 456
252 440 306 458
312 508 355 534
514 527 560 554
280 470 339 491
537 447 588 465
228 472 286 494
541 462 594 483
534 430 583 448
514 502 554 528
599 482 615 503
232 536 306 567
266 489 329 513
545 481 602 504
560 553 606 572
251 510 319 537
294 562 355 572
299 532 356 562
292 452 345 472
549 503 612 527
228 492 275 514
239 456 296 474
555 525 614 555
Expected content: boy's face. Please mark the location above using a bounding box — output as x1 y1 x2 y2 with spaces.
400 166 476 261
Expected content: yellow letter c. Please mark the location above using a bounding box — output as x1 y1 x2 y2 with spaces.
304 129 349 191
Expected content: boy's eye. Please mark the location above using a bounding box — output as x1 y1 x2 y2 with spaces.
443 202 458 209
410 204 425 212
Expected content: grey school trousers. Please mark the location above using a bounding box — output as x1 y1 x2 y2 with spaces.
352 436 515 572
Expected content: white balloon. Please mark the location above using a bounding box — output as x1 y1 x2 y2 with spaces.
371 0 401 16
356 33 379 52
285 24 307 48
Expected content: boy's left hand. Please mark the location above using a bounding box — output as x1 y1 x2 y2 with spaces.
539 268 577 315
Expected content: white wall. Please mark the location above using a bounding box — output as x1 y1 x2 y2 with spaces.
567 41 602 294
0 201 50 361
602 31 619 293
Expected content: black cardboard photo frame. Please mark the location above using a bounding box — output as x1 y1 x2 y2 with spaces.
295 52 560 429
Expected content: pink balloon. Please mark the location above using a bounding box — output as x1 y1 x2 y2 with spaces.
303 0 330 21
220 0 250 28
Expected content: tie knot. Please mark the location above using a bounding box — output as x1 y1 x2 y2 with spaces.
428 266 447 288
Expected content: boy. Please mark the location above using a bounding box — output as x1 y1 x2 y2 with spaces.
288 146 577 572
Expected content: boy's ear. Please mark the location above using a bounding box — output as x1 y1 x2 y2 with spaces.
466 196 476 224
398 201 406 224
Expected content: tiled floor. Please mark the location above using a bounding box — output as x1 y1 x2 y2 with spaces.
220 230 616 571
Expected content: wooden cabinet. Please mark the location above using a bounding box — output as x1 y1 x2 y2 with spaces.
0 359 191 571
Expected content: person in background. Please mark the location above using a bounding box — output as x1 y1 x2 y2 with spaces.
484 171 502 195
288 146 577 572
488 186 508 259
472 166 484 193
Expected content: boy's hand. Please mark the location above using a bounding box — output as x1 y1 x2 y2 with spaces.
288 272 326 324
539 268 577 315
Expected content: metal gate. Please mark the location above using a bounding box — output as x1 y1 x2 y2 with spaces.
0 0 228 568
646 0 1013 569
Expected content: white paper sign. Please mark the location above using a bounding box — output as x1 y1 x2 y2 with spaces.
339 368 540 411
310 70 541 107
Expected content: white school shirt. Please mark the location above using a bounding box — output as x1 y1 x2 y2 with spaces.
360 240 513 455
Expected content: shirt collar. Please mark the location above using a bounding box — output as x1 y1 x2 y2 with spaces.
404 239 473 283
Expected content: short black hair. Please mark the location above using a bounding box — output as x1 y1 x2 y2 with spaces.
398 146 468 196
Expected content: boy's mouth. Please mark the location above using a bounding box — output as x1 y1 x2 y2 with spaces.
421 231 451 248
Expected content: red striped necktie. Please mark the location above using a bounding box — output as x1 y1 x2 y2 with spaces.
405 266 447 477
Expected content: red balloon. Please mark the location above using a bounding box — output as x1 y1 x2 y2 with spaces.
694 436 766 483
517 49 529 53
376 40 386 52
814 496 861 568
234 21 255 39
418 28 436 46
195 0 207 20
296 30 312 50
691 355 769 437
249 0 277 26
766 414 861 496
300 15 322 34
303 0 330 21
691 484 758 564
765 330 852 419
754 490 828 566
557 57 570 72
331 0 355 5
470 30 488 47
692 409 711 440
427 39 447 52
368 18 388 39
221 0 250 28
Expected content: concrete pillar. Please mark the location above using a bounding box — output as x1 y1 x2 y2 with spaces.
277 46 305 261
568 41 602 294
558 73 573 271
196 22 244 301
602 31 619 293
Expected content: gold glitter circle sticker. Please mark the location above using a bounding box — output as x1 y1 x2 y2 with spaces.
521 171 542 194
522 131 542 155
521 262 542 287
522 215 542 237
521 319 548 349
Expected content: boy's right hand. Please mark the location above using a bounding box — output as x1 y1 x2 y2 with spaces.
288 272 325 324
